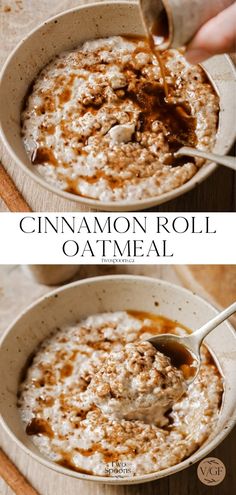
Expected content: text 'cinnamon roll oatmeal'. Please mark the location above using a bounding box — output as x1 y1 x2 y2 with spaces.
18 310 223 477
21 36 219 202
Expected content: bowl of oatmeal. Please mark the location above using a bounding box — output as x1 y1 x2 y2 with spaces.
0 275 235 484
0 2 235 211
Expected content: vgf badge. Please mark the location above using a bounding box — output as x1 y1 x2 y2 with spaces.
197 457 226 486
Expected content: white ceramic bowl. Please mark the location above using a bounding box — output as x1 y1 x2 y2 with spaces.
0 275 235 485
0 2 236 211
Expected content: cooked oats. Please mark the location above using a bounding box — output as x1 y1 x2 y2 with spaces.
21 36 219 202
18 310 223 477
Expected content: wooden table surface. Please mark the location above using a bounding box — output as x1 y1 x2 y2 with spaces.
0 0 236 212
0 264 235 495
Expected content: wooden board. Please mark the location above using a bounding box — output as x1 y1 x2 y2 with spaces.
0 265 235 495
0 0 236 212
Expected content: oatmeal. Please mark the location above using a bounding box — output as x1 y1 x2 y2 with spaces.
21 36 219 202
18 310 223 477
87 341 186 424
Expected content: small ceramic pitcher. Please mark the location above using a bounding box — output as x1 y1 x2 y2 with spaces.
140 0 234 49
22 265 79 285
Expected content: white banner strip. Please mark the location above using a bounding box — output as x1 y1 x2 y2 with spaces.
0 212 235 264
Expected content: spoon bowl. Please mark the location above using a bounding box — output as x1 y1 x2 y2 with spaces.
147 333 199 383
148 301 236 383
175 146 236 171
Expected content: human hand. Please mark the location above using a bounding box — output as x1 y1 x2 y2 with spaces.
185 2 236 64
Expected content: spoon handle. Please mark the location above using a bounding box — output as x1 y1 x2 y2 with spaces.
176 146 236 171
194 301 236 344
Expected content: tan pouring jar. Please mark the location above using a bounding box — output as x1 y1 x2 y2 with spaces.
140 0 234 49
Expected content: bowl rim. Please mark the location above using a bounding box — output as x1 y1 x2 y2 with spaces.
0 274 236 485
0 1 235 211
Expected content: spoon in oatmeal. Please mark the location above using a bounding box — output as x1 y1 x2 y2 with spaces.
86 303 235 425
147 301 236 383
175 146 236 171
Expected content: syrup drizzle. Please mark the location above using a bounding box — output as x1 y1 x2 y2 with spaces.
147 33 169 100
147 5 170 98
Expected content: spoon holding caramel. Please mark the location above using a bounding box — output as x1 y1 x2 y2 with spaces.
147 302 236 383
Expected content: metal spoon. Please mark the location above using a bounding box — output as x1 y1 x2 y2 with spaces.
175 146 236 171
147 301 236 383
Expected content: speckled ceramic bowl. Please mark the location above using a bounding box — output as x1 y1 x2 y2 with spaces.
0 2 236 211
0 275 235 485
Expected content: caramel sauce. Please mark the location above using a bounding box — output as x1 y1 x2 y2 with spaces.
39 123 55 135
59 87 71 105
70 349 79 361
150 9 169 42
37 395 55 407
127 310 188 333
121 81 196 151
56 442 133 473
147 34 169 100
60 362 73 379
33 363 57 387
74 442 134 463
57 74 76 105
152 340 197 380
26 418 54 438
124 33 169 99
80 98 107 116
31 147 58 167
57 63 66 69
60 119 83 143
59 393 72 414
127 310 197 378
55 349 68 360
57 454 93 475
83 339 119 352
156 54 168 100
147 7 169 99
63 177 79 195
127 310 197 379
64 170 125 195
85 172 124 189
121 41 197 151
35 93 55 114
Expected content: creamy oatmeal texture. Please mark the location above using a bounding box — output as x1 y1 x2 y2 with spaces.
19 311 223 477
87 341 186 424
21 36 219 202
